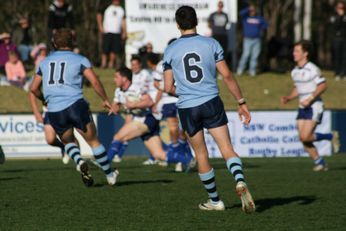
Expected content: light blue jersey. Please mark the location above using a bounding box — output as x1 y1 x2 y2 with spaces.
36 50 91 112
163 34 224 108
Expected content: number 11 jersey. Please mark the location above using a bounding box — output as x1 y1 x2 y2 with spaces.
163 34 224 109
36 50 91 112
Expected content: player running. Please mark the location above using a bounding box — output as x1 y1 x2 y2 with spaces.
163 6 255 212
30 28 118 186
281 40 340 171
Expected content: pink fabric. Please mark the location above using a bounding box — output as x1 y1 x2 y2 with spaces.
5 60 26 81
35 55 46 69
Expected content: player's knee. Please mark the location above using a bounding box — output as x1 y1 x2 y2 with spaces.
299 134 310 143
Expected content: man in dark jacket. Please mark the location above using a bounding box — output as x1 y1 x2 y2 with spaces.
330 1 346 80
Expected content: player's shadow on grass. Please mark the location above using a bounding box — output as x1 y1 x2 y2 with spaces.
0 176 22 181
229 195 316 212
93 179 174 187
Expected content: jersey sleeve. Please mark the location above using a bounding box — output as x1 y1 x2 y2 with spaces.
152 70 162 81
80 57 92 73
36 63 43 76
213 40 224 63
162 47 173 71
311 66 326 85
113 88 120 103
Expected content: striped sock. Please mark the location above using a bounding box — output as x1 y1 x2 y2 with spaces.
226 157 245 183
198 168 220 203
93 145 113 176
65 143 82 165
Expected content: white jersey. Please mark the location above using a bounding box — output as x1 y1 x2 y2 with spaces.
113 83 148 117
153 61 178 105
291 62 326 103
103 4 124 34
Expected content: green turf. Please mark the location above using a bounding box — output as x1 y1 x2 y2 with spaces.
1 69 346 113
1 156 346 230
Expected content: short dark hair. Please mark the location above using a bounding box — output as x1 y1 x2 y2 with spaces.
294 40 313 59
175 6 198 30
146 53 160 65
117 67 132 82
130 55 142 63
53 28 74 49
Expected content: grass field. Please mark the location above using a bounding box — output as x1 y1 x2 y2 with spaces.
1 69 346 113
1 156 346 230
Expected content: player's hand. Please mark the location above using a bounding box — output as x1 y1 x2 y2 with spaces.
238 104 251 125
103 100 117 115
300 96 313 108
34 113 44 123
281 96 289 104
152 104 157 113
99 27 104 34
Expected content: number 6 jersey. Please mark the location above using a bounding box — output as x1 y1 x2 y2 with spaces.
36 50 91 112
163 33 224 109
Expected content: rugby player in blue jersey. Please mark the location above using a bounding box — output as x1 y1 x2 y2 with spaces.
163 6 255 212
31 29 118 187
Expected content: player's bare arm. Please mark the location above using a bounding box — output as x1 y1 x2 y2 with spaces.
301 82 327 107
83 68 116 114
125 94 153 109
30 74 44 102
28 90 44 123
216 60 251 125
163 69 176 95
281 86 299 104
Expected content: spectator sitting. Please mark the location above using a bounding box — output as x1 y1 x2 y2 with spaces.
12 17 36 63
31 43 48 69
0 33 18 75
5 51 28 89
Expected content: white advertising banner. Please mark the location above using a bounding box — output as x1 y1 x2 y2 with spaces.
125 0 231 55
205 111 332 158
0 114 96 158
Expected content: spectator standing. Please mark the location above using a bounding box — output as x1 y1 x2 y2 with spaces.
329 1 346 80
48 0 75 41
208 1 229 63
12 17 36 63
236 4 268 77
0 33 18 75
97 0 127 69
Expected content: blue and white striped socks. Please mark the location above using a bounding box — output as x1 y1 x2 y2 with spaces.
65 143 82 165
199 168 220 203
93 145 113 177
226 157 245 183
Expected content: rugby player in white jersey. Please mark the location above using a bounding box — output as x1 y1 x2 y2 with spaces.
107 67 193 167
281 40 340 171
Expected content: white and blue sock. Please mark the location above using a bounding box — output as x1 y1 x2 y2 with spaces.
107 140 122 162
315 133 333 141
199 169 220 203
314 157 325 166
117 141 128 158
226 157 245 183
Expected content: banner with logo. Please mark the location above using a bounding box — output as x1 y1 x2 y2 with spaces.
125 0 232 55
0 114 96 158
204 111 332 158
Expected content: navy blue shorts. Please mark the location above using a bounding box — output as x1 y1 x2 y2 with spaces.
43 112 50 125
296 101 324 124
162 103 177 119
178 96 228 137
141 113 160 141
47 99 93 136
